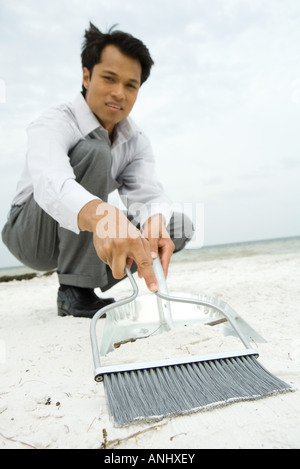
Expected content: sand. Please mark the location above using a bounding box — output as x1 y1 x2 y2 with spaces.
0 247 299 449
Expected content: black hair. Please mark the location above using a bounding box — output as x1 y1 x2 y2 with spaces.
81 22 154 95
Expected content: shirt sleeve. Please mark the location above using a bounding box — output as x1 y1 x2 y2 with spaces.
117 132 173 228
26 109 99 234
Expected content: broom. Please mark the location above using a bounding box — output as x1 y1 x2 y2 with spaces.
90 259 293 427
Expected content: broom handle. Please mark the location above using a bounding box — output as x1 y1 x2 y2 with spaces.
153 257 174 331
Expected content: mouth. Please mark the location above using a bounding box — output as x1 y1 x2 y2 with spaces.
106 103 123 111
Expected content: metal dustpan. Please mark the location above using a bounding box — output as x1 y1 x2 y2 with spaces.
90 258 293 427
91 257 266 376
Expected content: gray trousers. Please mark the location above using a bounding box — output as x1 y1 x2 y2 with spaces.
2 140 194 292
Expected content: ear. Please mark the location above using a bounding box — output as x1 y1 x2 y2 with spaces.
82 67 90 91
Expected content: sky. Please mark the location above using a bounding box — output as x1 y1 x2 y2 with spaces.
0 0 300 268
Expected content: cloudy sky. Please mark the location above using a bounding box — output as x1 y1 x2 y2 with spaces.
0 0 300 268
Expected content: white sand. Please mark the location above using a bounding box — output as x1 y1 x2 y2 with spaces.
0 248 299 449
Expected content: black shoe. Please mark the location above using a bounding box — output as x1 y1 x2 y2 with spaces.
57 285 115 318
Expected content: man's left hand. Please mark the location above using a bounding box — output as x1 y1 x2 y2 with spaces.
142 214 175 278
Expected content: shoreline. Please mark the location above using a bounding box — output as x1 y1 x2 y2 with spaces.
1 235 299 283
0 270 56 283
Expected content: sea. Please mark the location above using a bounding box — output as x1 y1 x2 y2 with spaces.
0 235 299 282
173 235 300 264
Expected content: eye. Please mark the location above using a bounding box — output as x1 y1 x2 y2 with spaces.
103 76 114 82
127 83 138 90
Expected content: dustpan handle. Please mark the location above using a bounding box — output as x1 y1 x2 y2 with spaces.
152 257 251 349
154 288 253 350
90 264 139 373
90 259 172 373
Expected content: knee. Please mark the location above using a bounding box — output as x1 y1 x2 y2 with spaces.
69 139 112 173
168 212 195 252
69 140 112 196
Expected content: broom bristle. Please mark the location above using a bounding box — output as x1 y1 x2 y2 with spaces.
102 355 293 426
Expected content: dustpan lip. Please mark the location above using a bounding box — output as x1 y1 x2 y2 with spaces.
94 348 259 381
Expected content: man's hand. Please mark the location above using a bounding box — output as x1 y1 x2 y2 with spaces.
142 214 175 278
78 200 159 292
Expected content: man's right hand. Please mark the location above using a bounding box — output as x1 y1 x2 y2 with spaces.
78 200 158 292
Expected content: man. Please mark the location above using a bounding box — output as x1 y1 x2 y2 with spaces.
2 23 194 318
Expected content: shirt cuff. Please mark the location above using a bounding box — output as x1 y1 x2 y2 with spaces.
54 180 101 234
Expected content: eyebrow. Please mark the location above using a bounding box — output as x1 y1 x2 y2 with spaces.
102 69 140 85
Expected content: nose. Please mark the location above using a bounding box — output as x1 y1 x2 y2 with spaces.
111 83 125 101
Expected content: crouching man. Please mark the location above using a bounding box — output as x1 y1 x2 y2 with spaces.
2 23 194 318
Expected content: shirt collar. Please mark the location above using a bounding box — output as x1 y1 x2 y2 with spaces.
72 92 100 137
72 92 138 142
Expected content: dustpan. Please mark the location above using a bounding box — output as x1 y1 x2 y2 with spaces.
91 257 265 367
90 258 292 426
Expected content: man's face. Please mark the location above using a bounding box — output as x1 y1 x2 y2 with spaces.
83 45 142 137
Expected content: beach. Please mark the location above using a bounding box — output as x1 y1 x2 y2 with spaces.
0 237 299 449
